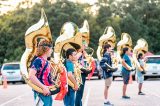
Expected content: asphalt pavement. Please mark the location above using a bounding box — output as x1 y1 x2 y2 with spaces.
0 77 160 106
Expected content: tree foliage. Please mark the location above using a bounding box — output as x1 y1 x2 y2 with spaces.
0 0 160 64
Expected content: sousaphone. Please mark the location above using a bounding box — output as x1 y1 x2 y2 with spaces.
20 9 61 95
97 26 117 72
54 22 83 89
133 38 148 72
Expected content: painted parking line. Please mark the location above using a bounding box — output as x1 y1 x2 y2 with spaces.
0 92 29 106
83 87 91 106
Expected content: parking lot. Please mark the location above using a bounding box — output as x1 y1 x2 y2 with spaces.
0 55 160 106
0 77 160 106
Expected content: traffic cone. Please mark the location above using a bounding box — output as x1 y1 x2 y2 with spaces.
3 75 8 89
129 74 133 84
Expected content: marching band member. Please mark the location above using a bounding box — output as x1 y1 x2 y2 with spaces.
63 48 79 106
75 43 93 106
29 39 53 106
136 53 146 95
100 44 114 105
121 47 134 99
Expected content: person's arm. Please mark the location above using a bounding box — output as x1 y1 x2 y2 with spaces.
122 54 135 71
140 65 145 71
139 60 145 71
66 61 78 91
29 68 50 96
100 54 108 70
68 72 78 91
122 59 131 70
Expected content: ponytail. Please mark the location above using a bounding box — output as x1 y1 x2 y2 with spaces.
137 53 143 62
121 47 129 58
102 44 111 56
103 49 107 56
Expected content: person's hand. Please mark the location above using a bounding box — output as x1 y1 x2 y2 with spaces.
87 66 92 71
42 86 51 96
130 67 135 71
73 84 78 91
141 71 146 74
144 57 148 62
113 67 118 72
107 67 118 72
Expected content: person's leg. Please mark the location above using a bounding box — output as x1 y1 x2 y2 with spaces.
81 74 86 97
122 72 130 99
104 77 112 104
38 94 52 106
123 84 127 96
139 83 142 92
63 89 69 106
75 88 82 106
70 88 75 106
33 91 43 106
75 74 86 106
138 82 145 95
34 91 52 106
104 86 109 100
137 72 145 94
138 74 145 95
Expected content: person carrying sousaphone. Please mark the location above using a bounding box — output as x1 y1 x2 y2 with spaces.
63 48 79 106
136 53 146 95
121 47 135 99
100 44 117 105
75 40 94 106
29 39 54 106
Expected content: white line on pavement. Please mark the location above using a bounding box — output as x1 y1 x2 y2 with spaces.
83 87 91 106
0 92 29 106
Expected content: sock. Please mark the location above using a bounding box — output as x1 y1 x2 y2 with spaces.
104 99 108 103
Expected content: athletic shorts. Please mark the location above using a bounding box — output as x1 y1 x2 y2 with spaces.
122 71 130 84
105 77 112 87
136 71 144 83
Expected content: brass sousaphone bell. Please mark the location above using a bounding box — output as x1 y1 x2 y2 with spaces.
133 38 148 72
79 20 95 73
97 26 117 72
54 22 83 89
117 33 134 71
20 9 60 95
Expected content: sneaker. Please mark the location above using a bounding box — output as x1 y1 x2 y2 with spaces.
122 95 130 99
104 101 114 106
138 92 145 95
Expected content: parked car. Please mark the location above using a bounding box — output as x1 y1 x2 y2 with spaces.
112 63 122 80
92 59 102 79
84 59 102 79
144 55 160 80
1 62 25 84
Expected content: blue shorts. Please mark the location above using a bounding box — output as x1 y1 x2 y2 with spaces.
33 91 52 106
121 71 130 84
136 71 144 83
63 86 75 106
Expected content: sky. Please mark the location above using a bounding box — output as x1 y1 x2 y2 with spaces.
0 0 123 15
0 0 99 15
0 0 41 15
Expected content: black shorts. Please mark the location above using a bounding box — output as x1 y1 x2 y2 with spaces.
122 71 130 84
